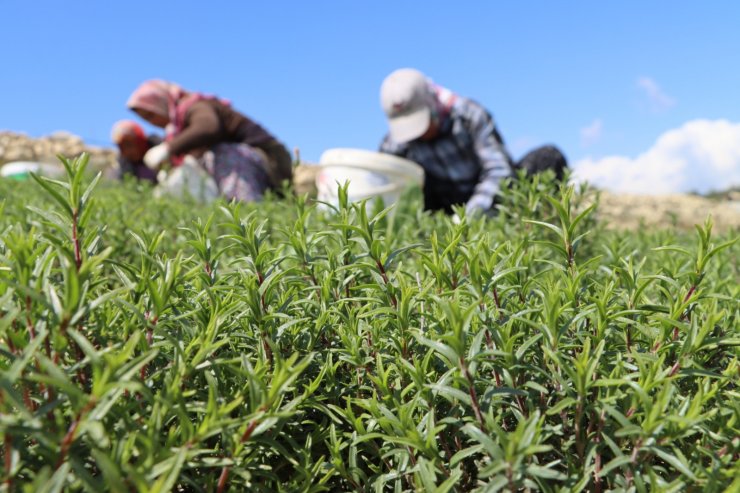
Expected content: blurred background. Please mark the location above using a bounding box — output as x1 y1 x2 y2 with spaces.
1 1 739 195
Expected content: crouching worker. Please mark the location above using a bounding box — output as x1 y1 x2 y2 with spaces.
110 120 160 184
126 79 292 202
379 68 567 215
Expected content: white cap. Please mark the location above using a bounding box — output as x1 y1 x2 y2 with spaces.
380 68 434 143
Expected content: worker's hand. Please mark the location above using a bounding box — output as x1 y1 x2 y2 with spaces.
465 196 488 216
143 143 170 169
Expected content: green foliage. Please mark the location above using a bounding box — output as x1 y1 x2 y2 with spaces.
0 154 737 491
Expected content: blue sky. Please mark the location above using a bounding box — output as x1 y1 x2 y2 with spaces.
2 1 739 194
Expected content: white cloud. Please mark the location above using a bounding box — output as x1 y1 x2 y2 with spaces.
580 119 603 147
572 119 740 194
637 77 675 112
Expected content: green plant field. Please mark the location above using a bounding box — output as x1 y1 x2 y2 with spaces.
0 155 738 492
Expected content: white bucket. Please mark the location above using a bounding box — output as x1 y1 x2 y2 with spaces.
0 161 66 180
316 148 424 208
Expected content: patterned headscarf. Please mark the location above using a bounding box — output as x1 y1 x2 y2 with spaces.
110 120 146 145
126 79 229 137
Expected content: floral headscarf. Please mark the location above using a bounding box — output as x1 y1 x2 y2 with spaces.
126 79 229 137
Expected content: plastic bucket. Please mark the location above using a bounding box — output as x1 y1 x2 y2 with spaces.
0 161 66 181
316 148 424 208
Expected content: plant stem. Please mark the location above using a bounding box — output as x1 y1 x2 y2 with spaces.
55 399 96 469
375 260 397 308
72 209 82 271
218 404 269 493
575 398 584 461
460 358 486 432
140 313 157 383
25 296 36 340
216 465 229 493
491 285 502 316
592 409 605 493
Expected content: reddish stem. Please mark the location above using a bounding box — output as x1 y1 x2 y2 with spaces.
140 315 156 382
460 358 486 432
218 405 269 493
625 439 643 487
216 464 230 493
262 335 273 366
680 284 697 323
25 296 36 340
669 360 681 377
375 260 397 308
491 285 502 315
55 399 96 469
407 446 417 466
22 387 36 412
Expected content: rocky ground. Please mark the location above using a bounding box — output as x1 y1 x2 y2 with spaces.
2 131 738 233
0 131 116 172
588 188 739 233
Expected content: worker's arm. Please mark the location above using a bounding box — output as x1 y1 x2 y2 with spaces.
465 105 513 214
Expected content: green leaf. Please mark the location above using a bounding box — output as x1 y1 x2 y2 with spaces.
462 423 504 459
651 446 697 480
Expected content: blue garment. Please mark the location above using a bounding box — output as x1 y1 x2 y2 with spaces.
380 96 513 214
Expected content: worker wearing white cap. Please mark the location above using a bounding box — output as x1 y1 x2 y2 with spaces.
379 68 566 214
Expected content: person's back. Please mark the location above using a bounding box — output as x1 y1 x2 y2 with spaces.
167 99 275 154
167 99 292 191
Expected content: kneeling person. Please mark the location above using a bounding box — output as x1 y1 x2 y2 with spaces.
110 120 160 184
379 68 567 214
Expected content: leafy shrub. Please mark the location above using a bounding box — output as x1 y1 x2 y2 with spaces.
0 154 737 492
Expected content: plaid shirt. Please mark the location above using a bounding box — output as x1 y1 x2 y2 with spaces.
380 93 513 213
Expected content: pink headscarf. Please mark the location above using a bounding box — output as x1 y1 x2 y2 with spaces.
110 119 146 144
126 79 229 137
